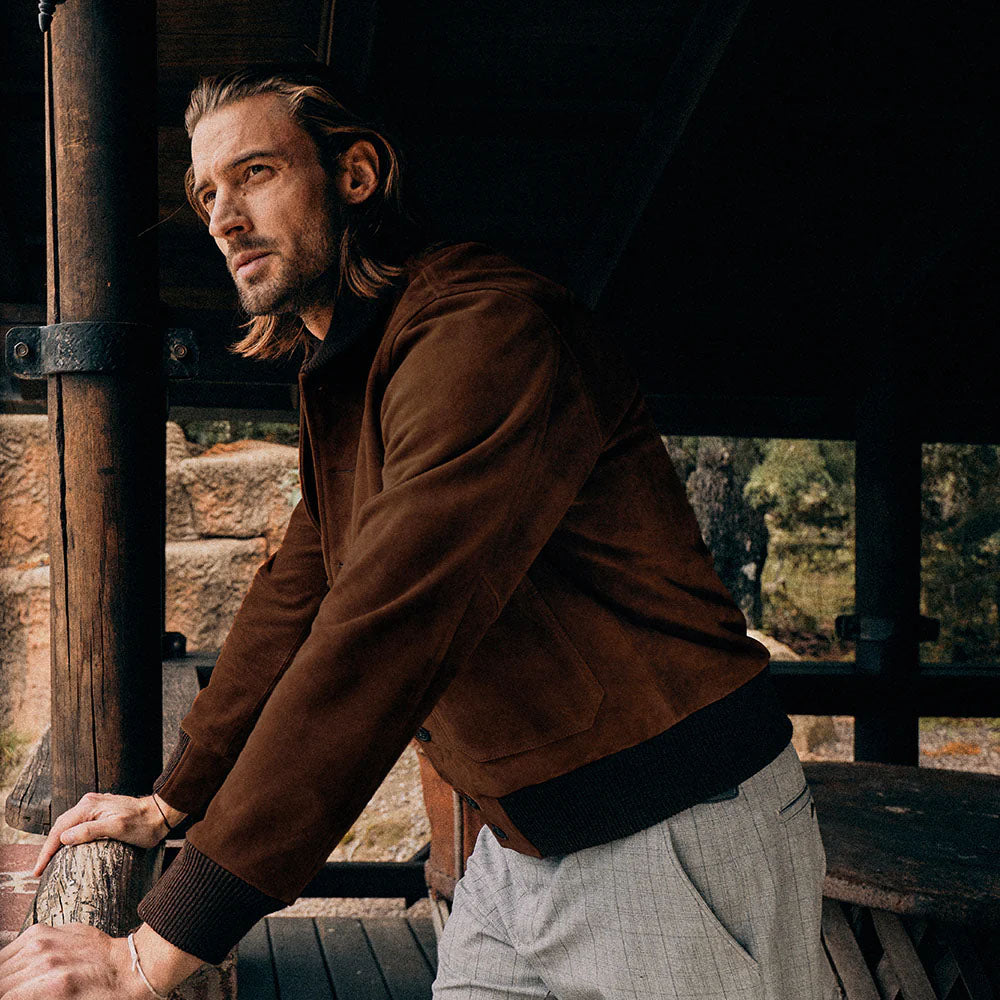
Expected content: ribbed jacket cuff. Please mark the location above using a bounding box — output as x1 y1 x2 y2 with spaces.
137 842 285 964
153 728 235 819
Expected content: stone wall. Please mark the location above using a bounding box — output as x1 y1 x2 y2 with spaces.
0 416 50 746
0 416 300 748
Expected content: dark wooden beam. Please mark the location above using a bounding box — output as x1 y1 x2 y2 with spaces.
851 378 923 764
570 0 753 308
768 662 1000 717
44 1 164 820
9 371 1000 445
321 0 379 90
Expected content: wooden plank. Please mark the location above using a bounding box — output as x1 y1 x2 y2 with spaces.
316 916 392 1000
299 860 426 902
929 949 961 1000
162 663 200 763
267 917 334 1000
807 762 1000 927
362 917 435 1000
407 916 438 973
936 923 997 1000
870 910 937 1000
324 0 379 90
820 899 879 1000
236 920 279 1000
873 952 903 1000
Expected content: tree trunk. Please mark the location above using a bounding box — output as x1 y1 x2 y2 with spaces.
685 437 768 628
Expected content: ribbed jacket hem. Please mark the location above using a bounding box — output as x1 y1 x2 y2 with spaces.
499 665 793 856
136 842 284 964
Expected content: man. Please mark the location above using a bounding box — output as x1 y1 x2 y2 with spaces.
1 65 835 1000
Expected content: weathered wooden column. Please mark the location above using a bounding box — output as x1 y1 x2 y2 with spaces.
44 0 164 817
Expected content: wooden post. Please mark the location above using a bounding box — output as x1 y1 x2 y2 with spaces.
44 1 164 816
853 377 921 764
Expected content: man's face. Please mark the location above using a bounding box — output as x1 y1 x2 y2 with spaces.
190 93 341 318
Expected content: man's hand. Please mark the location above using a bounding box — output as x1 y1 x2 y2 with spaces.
33 793 187 878
0 924 147 999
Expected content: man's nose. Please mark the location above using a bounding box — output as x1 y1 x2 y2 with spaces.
208 190 251 240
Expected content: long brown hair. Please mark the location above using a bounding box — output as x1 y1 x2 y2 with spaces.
184 65 418 359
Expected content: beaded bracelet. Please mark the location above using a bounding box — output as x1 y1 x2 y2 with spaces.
127 931 170 999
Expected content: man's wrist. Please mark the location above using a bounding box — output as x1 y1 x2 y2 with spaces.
129 922 205 995
151 792 188 833
109 936 155 1000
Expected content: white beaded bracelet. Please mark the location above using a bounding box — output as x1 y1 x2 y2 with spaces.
127 931 171 1000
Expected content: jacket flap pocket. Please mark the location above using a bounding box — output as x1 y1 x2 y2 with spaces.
432 575 604 762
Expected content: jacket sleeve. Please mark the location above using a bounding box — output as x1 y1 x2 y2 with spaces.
137 289 608 963
153 495 330 819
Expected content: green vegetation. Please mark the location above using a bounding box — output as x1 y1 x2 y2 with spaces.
178 419 299 451
0 729 28 787
669 437 1000 664
921 444 1000 663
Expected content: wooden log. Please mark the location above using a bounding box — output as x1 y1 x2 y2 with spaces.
21 840 162 938
5 729 51 835
19 840 236 1000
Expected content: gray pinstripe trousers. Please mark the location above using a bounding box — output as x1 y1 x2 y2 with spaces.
433 740 839 1000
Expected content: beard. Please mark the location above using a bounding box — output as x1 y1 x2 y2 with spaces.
229 197 345 319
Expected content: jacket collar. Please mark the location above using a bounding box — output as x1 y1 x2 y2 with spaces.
300 286 397 381
297 242 461 381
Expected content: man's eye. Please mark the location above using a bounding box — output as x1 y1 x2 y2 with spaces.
245 164 270 180
202 191 215 208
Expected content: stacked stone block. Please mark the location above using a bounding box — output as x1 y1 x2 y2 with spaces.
0 417 300 749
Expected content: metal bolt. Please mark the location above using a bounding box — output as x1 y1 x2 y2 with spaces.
171 343 189 360
13 342 30 360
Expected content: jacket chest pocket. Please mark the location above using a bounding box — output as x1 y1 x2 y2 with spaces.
431 576 604 762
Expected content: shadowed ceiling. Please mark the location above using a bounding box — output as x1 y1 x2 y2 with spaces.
1 1 996 423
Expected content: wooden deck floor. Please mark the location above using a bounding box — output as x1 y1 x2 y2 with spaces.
237 916 438 1000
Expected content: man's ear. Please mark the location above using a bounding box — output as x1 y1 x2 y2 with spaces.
335 139 379 205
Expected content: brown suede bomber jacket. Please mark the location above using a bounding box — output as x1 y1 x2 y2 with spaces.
138 243 792 963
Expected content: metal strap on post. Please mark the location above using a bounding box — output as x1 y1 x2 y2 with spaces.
4 323 198 379
835 614 940 645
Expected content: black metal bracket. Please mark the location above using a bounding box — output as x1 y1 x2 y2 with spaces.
835 614 940 643
162 632 188 660
4 323 198 380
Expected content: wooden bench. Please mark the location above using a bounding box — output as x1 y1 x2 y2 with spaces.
807 761 1000 999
